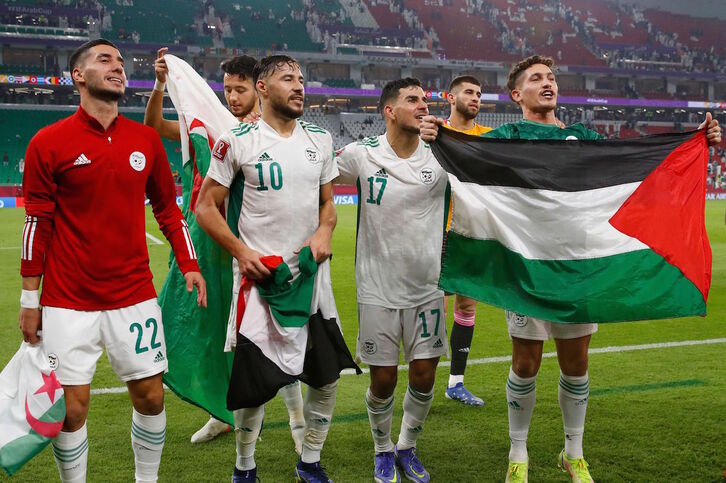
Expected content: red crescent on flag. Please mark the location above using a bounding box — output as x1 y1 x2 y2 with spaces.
25 396 63 438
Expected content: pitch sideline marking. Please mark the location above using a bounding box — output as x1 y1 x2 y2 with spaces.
89 337 726 396
145 232 165 245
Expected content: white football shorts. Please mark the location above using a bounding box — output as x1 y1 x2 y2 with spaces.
42 298 168 385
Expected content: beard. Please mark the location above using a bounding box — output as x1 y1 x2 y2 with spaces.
400 123 421 135
87 82 124 102
455 97 478 120
270 94 303 120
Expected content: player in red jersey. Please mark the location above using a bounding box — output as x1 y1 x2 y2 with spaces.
18 39 206 483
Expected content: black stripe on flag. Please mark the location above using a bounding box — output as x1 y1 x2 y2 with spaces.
430 129 701 192
227 311 361 410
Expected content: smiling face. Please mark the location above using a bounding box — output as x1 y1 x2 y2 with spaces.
385 85 429 134
257 61 304 120
450 81 481 120
511 63 558 115
72 44 126 102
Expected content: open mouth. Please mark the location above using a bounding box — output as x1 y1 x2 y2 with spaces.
290 96 304 103
107 76 124 86
415 114 426 121
541 89 555 100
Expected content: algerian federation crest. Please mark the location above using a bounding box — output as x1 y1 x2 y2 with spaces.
420 167 436 185
305 148 321 165
129 151 146 171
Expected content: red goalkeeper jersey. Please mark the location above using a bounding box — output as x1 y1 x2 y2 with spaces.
21 107 199 310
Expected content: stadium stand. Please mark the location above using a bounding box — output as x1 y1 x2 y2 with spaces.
0 108 183 185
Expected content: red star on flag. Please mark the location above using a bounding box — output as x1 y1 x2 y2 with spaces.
34 371 62 404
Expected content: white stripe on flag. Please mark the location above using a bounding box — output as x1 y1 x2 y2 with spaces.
181 220 196 259
449 178 648 260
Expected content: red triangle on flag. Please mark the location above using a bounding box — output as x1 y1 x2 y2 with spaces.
609 132 712 302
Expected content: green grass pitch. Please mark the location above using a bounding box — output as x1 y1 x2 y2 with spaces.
1 202 725 482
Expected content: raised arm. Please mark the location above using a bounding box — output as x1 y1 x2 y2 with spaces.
144 47 181 142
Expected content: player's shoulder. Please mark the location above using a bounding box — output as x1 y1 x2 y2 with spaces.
120 115 162 139
567 122 603 140
297 119 330 136
229 121 260 138
356 135 382 148
31 111 77 143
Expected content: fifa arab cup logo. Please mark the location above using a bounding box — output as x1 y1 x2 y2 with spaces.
129 151 146 171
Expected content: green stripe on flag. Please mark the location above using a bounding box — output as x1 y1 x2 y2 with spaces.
0 397 65 476
440 233 706 323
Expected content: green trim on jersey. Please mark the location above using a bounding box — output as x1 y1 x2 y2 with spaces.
231 123 259 137
297 120 328 134
357 136 380 148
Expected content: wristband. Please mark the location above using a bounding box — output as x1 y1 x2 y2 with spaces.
20 289 40 309
153 79 166 92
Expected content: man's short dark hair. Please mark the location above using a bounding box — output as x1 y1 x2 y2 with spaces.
220 55 257 80
378 78 423 114
506 55 555 101
69 38 119 72
252 55 300 87
448 75 481 93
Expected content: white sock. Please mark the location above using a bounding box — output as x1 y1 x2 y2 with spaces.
234 406 265 471
559 372 589 459
397 385 434 450
506 367 536 462
365 388 395 454
279 380 305 430
131 408 166 483
52 424 89 483
447 374 464 387
302 381 338 464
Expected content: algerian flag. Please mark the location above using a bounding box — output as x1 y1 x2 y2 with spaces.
431 128 711 323
227 247 361 409
158 54 239 424
1 343 65 476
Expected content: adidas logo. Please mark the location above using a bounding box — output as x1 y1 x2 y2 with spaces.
432 338 443 349
409 425 423 433
312 417 330 425
73 153 91 166
458 347 470 353
372 428 386 436
257 152 273 162
508 400 521 410
153 351 165 363
373 168 388 178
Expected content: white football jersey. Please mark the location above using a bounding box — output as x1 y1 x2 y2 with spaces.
336 134 448 308
207 119 337 278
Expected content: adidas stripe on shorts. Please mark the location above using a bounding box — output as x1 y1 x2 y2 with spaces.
42 298 168 385
356 297 448 366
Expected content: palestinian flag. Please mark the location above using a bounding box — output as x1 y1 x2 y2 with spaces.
1 344 65 476
158 54 240 424
227 247 360 410
431 128 711 323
